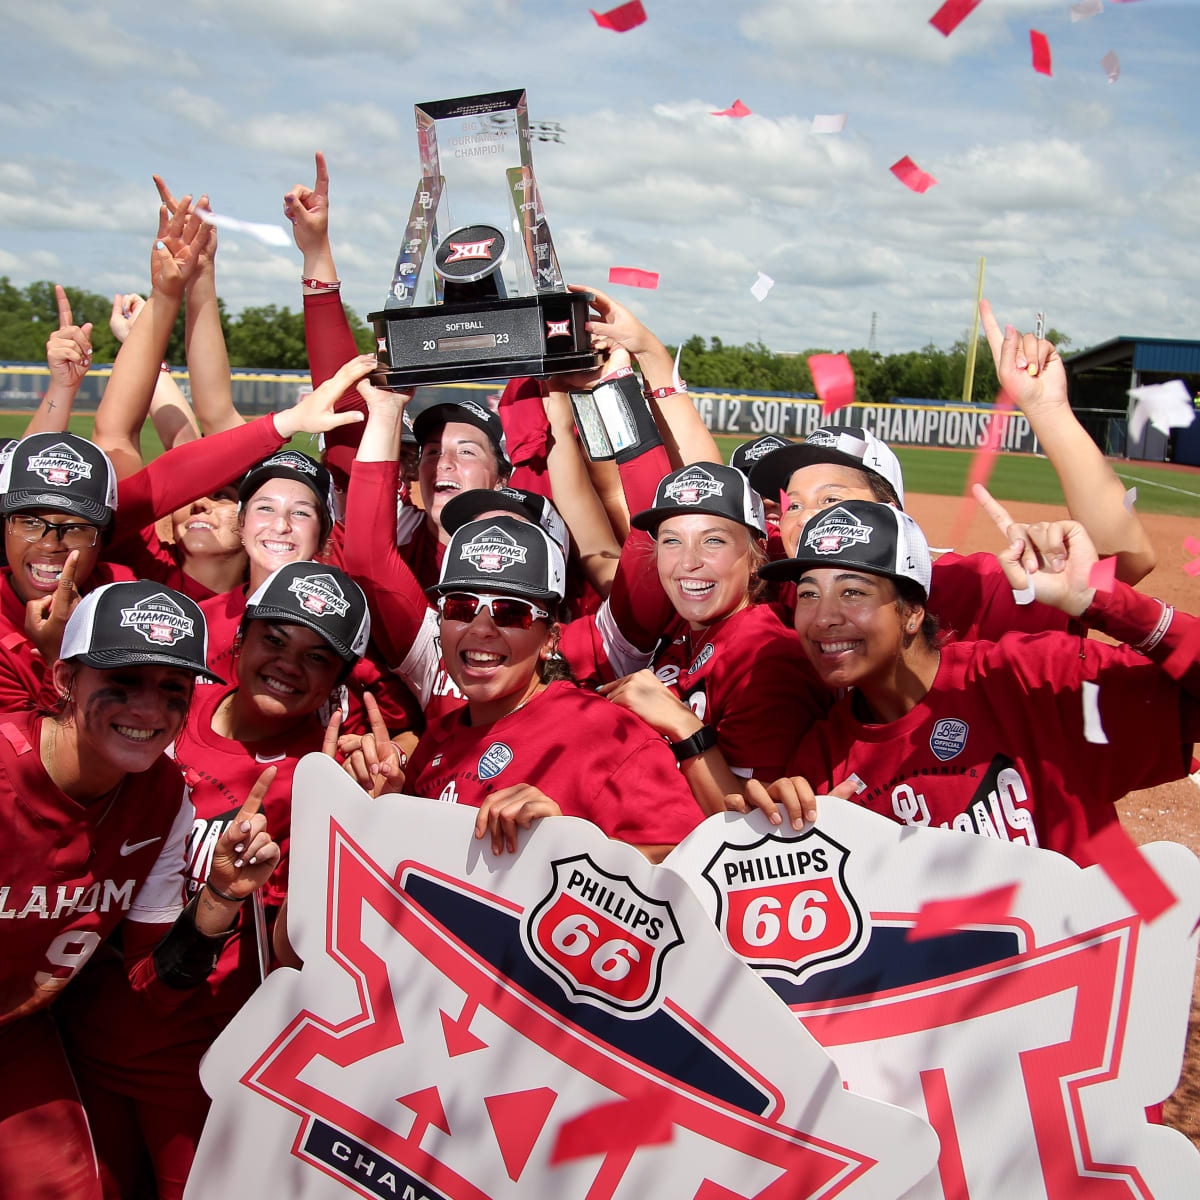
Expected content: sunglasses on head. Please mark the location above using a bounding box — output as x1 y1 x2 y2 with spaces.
437 592 550 630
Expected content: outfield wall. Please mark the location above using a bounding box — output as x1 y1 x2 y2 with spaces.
0 364 1038 453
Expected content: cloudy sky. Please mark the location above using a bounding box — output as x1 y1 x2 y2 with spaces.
1 0 1195 358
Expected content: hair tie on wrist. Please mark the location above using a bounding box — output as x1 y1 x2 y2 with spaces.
205 880 245 904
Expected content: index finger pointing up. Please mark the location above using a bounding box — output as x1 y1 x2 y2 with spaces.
314 151 329 196
972 482 1016 538
979 298 1005 361
237 766 278 823
55 284 73 330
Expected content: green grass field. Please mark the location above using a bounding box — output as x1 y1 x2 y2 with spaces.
713 434 1200 518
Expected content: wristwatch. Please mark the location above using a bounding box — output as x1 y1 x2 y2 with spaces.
669 724 718 762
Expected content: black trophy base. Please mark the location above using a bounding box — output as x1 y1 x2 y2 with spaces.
369 291 599 387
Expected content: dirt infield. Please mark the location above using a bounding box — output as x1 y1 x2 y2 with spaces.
906 491 1200 1145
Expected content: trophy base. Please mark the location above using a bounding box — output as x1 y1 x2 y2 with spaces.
369 291 600 387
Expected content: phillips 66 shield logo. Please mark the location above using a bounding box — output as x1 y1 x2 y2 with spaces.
523 854 683 1015
701 828 865 983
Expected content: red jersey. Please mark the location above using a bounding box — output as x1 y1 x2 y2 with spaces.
788 622 1198 864
0 711 191 1024
56 684 323 1096
198 585 421 737
652 602 828 779
929 551 1072 642
406 680 702 847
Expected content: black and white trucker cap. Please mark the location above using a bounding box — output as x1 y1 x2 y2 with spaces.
412 398 511 472
0 433 118 526
244 562 370 664
59 580 223 682
237 450 337 538
748 424 906 509
430 515 566 605
758 500 932 598
439 486 569 555
631 462 767 538
730 434 792 478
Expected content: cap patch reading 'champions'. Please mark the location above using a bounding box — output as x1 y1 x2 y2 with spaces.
739 435 789 464
28 442 92 487
288 572 350 618
805 506 873 554
119 593 195 646
459 524 528 574
262 450 318 476
665 466 723 506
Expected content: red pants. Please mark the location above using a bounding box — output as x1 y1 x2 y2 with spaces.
0 1011 101 1200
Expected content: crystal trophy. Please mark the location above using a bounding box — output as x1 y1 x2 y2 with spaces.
369 89 599 387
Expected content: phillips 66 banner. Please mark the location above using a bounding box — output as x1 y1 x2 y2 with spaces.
185 755 938 1200
664 803 1200 1200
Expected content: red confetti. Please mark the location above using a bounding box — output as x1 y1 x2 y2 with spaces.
711 99 752 118
1185 558 1200 578
1030 30 1053 76
779 488 790 517
928 0 983 37
1087 556 1116 593
906 883 1019 943
890 156 938 194
808 353 855 416
1083 822 1176 923
951 393 1015 547
550 1094 674 1164
1185 536 1200 556
590 1 646 32
608 267 659 289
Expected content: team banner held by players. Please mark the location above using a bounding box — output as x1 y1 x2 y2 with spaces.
186 755 938 1199
664 803 1200 1199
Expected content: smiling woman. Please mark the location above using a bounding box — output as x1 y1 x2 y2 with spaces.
402 514 701 860
0 580 281 1200
55 561 371 1199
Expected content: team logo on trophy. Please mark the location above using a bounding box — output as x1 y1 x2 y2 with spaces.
370 90 600 387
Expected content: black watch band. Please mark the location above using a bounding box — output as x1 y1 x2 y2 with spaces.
670 724 718 762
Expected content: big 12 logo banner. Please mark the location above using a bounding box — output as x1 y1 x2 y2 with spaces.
186 755 938 1199
664 802 1200 1199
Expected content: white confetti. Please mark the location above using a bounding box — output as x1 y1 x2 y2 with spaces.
1011 583 1037 606
1070 0 1103 21
811 113 847 134
672 341 684 391
1082 680 1109 744
196 209 292 248
1102 50 1121 83
1124 487 1137 511
750 271 775 302
1128 379 1196 441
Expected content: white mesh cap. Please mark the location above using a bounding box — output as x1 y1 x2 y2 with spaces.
758 500 932 597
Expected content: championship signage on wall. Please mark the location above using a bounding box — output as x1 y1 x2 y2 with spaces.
688 390 1040 453
664 802 1200 1199
186 755 939 1199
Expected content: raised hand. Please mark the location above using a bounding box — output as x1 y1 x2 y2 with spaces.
973 483 1075 578
108 293 146 344
333 693 407 798
979 298 1067 420
570 283 661 359
45 286 93 390
273 354 374 439
994 509 1099 617
150 200 207 299
153 176 218 278
206 767 282 902
284 151 331 257
24 549 80 662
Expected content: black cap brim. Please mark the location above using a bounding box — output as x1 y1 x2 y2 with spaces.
440 489 531 538
73 646 225 685
748 444 878 502
413 404 511 471
243 604 357 664
629 502 764 536
1 490 113 526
